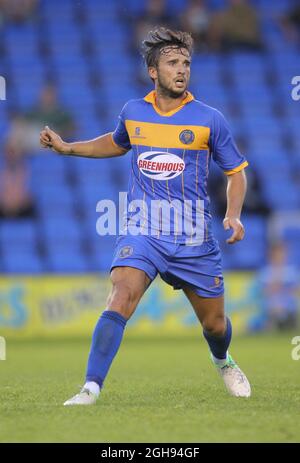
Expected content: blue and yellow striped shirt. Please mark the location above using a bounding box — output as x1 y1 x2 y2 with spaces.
112 90 248 244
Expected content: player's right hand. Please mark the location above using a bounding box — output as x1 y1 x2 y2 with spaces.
40 126 68 154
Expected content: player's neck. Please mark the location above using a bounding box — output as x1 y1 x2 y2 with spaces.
154 89 188 113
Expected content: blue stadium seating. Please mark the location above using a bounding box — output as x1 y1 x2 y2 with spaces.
0 0 299 273
2 249 44 273
47 249 89 273
0 220 37 249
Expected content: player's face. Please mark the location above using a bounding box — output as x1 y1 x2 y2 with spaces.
149 47 191 98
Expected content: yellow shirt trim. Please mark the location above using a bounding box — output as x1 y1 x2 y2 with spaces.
224 161 249 175
144 90 194 117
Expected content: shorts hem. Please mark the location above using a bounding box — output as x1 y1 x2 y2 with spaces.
192 289 225 298
177 282 224 298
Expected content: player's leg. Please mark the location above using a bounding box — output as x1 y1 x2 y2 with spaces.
85 266 151 389
183 287 251 397
183 289 230 360
64 266 151 406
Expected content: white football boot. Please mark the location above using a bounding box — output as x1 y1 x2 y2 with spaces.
213 354 251 397
63 388 98 406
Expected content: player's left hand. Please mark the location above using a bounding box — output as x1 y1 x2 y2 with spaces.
223 217 245 244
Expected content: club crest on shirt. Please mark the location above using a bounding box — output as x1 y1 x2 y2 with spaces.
179 129 195 145
119 246 133 258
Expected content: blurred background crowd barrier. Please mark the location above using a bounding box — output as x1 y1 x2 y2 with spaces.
0 0 299 336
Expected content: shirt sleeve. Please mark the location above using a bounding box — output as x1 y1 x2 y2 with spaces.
210 109 248 175
112 104 131 151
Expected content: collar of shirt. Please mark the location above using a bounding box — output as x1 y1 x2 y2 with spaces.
144 90 194 117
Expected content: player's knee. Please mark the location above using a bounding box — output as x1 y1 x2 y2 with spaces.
203 315 226 337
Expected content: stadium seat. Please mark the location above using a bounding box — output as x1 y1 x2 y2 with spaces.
0 221 37 251
47 249 89 273
1 248 44 273
90 235 118 272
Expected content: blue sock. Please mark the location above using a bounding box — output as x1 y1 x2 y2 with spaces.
203 316 232 360
85 310 127 389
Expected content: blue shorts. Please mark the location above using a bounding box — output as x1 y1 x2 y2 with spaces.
110 235 224 298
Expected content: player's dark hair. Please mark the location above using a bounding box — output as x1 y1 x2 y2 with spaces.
141 27 193 68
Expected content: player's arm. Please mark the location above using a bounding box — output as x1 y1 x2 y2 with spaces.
223 169 247 244
39 126 127 158
210 109 248 245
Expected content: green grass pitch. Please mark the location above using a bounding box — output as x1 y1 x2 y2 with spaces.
0 333 299 442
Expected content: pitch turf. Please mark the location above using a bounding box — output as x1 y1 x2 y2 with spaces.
0 333 299 443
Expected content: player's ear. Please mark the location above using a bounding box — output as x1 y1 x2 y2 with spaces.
148 66 157 81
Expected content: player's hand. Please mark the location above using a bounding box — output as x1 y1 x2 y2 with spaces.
40 126 69 154
223 217 245 244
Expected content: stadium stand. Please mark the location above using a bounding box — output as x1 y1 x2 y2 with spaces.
0 0 299 273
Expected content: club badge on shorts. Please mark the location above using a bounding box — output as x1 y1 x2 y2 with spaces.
119 246 134 258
